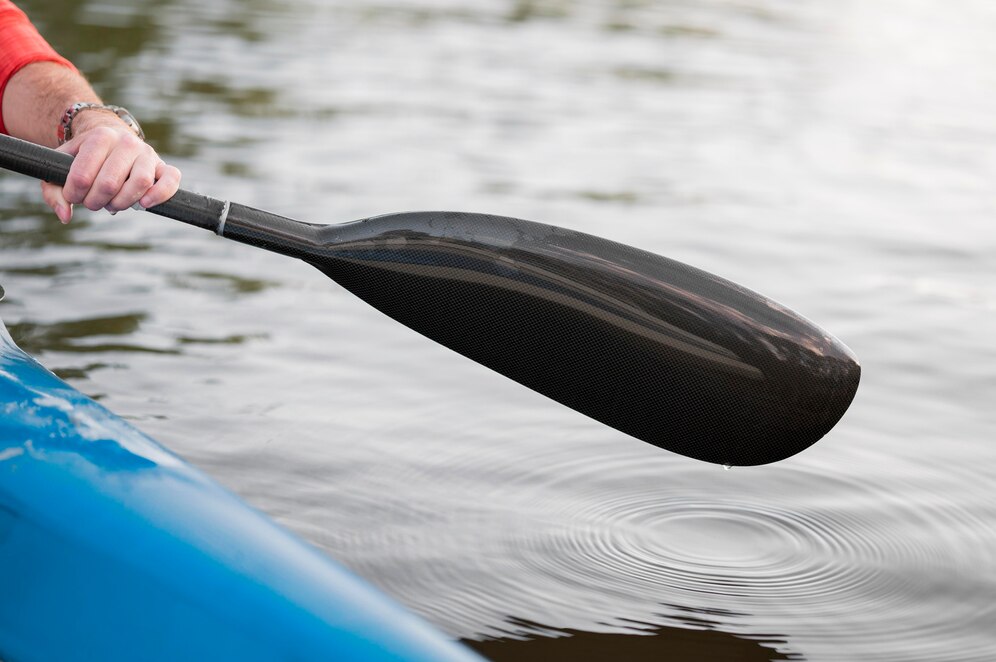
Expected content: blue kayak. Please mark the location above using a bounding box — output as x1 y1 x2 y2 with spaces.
0 315 482 662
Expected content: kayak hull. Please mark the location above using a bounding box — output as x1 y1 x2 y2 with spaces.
0 320 480 662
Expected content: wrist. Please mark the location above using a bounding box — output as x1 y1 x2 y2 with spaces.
58 103 144 144
70 110 131 135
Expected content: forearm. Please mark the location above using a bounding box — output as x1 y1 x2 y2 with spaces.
0 2 180 222
2 61 101 147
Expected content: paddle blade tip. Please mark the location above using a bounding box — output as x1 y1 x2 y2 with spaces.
690 334 861 467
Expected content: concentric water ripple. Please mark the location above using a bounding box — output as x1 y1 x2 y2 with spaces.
284 444 996 662
508 457 996 661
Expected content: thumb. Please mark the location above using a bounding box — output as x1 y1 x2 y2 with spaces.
41 180 73 224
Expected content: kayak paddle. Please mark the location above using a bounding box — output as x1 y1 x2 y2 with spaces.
0 133 859 466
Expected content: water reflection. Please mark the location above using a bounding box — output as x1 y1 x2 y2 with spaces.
166 271 275 295
19 0 189 155
20 0 170 96
464 618 798 662
178 80 286 119
5 313 175 355
0 196 81 249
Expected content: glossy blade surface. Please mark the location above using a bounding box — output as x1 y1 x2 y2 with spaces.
290 212 859 466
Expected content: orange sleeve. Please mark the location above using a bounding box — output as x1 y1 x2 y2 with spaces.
0 0 77 135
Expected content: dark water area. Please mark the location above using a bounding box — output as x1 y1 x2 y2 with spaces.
2 1 995 660
465 619 799 661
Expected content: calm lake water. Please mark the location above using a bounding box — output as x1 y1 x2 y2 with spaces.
3 1 995 660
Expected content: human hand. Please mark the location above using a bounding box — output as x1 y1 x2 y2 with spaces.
40 112 181 224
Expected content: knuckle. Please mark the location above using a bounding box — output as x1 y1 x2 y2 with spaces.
134 173 155 190
97 179 121 195
121 132 144 149
161 167 181 189
96 179 119 198
64 173 90 200
66 171 90 189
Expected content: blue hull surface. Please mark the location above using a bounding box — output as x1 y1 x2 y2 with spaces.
0 319 481 662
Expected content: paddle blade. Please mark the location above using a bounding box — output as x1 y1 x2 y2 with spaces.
300 212 859 466
0 134 858 463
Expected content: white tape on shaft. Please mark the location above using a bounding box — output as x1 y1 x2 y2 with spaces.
216 200 231 236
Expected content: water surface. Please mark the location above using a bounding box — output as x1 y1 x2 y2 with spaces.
2 1 995 660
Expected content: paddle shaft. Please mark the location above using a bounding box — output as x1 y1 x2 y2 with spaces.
0 133 322 266
0 134 231 230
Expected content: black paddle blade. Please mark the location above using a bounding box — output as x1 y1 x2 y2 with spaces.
254 211 858 466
